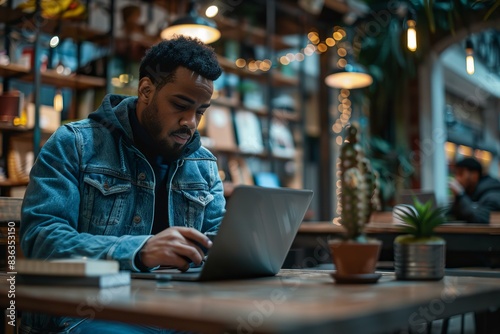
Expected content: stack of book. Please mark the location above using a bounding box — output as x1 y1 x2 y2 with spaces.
16 258 130 288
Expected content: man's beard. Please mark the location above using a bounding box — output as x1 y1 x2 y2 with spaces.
140 101 191 160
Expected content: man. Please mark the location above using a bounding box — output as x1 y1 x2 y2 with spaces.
20 36 224 333
448 157 500 223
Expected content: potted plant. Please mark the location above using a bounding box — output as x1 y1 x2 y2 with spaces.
328 124 382 284
393 197 447 280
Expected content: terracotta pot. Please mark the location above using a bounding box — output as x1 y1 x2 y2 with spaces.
328 239 382 276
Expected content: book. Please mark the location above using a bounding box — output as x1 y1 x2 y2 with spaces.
228 157 254 186
7 135 33 183
233 110 264 154
253 172 281 188
205 106 237 150
16 258 120 276
17 271 131 288
269 118 295 159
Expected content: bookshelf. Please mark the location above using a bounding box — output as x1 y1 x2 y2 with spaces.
0 1 307 195
107 1 306 191
0 4 111 195
206 3 305 191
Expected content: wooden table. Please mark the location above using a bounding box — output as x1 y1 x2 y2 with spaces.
293 213 500 269
2 269 500 334
299 210 500 235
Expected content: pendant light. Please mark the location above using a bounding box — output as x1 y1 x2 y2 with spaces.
325 27 372 90
325 59 373 89
161 0 221 44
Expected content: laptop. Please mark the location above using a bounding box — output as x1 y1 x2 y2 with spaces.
133 185 313 282
397 190 437 208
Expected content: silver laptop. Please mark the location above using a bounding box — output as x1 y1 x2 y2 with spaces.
397 190 437 208
134 185 313 281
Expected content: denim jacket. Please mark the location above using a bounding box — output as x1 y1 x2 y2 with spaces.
19 94 225 332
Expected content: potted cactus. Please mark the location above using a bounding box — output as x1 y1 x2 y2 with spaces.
393 197 447 280
328 125 382 284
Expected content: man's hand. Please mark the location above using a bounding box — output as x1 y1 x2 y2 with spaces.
139 227 212 271
448 177 465 196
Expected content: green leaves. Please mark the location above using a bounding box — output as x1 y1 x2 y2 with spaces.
395 197 447 238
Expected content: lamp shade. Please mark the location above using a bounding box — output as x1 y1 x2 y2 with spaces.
325 62 373 89
161 14 221 44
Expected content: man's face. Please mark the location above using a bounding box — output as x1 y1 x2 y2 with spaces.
138 67 213 159
455 167 478 192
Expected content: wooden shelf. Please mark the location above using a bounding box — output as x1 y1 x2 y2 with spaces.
212 98 300 122
0 63 30 78
212 98 301 123
1 6 109 44
208 146 296 162
212 96 240 109
0 64 106 90
44 20 109 44
272 109 301 122
0 179 28 187
214 16 294 50
0 6 30 24
217 56 298 87
38 69 106 90
208 146 270 159
0 179 28 197
0 122 32 132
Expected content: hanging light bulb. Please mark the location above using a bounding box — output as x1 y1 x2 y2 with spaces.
325 27 373 89
161 0 220 44
406 19 417 52
465 39 475 75
54 90 63 112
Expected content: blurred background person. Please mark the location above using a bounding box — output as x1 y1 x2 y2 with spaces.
448 157 500 223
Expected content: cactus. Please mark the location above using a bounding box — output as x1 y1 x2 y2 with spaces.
336 124 380 241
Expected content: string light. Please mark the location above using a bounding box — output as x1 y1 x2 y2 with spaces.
465 39 475 75
205 5 218 18
233 28 346 71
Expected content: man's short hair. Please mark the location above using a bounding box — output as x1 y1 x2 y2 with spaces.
455 157 483 176
139 35 222 89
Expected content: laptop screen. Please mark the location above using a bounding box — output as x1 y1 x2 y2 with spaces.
198 185 314 281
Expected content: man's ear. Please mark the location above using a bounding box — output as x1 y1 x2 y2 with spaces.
138 78 154 103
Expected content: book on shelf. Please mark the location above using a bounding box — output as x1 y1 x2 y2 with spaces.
205 106 237 150
234 110 264 154
7 135 33 183
269 118 295 159
253 172 281 188
16 258 120 276
17 271 131 288
228 157 254 186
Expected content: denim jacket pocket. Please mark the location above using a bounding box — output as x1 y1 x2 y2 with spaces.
173 188 214 230
81 173 132 235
